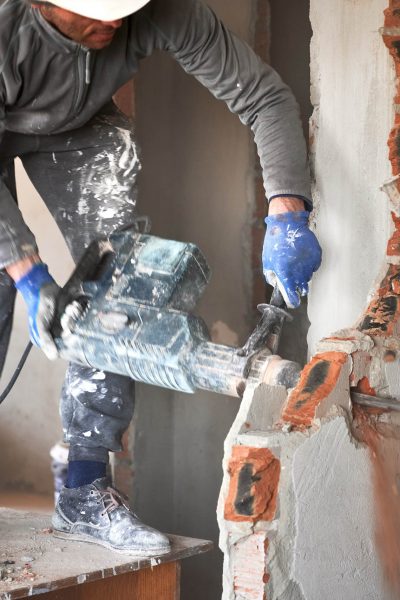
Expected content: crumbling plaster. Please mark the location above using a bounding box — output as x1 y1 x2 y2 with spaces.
218 1 400 599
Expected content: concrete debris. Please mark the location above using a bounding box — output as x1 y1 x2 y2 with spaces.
316 329 374 354
0 559 37 585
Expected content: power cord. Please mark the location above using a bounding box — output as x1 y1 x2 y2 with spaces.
0 341 32 405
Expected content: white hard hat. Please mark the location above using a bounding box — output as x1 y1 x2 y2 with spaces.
47 0 152 21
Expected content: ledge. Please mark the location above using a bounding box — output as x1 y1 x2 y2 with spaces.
0 508 213 599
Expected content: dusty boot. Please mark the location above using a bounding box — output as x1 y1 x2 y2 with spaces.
52 477 171 556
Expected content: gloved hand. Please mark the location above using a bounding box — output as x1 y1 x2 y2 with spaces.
15 263 60 360
262 211 322 308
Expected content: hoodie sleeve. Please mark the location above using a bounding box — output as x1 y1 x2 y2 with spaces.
0 83 38 269
133 0 312 205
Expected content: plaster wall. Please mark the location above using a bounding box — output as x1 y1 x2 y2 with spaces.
308 0 395 354
292 417 384 600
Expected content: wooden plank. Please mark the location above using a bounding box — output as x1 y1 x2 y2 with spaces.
0 509 212 599
38 562 180 600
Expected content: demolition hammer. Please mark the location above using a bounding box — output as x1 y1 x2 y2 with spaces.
2 228 398 411
51 228 400 411
47 228 301 398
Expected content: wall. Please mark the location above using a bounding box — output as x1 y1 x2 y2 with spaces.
0 162 73 494
133 2 258 599
269 0 312 137
308 0 394 353
216 1 400 599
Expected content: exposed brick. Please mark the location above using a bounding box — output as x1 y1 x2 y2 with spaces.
384 4 400 176
355 376 377 396
387 212 400 256
224 446 280 523
393 278 400 294
358 265 400 336
282 352 348 427
233 533 270 600
357 2 400 340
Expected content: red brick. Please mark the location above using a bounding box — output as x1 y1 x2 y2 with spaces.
282 352 348 427
358 265 400 337
224 446 280 523
233 533 270 600
387 212 400 256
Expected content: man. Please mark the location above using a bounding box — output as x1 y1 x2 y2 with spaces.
0 0 321 555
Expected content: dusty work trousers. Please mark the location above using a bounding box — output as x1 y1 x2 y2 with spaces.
0 104 138 463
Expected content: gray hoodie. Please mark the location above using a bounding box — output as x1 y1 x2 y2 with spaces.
0 0 311 268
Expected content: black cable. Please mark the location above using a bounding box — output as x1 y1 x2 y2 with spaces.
0 341 33 405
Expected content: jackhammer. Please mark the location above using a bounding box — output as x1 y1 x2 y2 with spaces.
50 228 301 398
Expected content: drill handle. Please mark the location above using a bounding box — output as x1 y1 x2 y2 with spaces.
52 238 115 339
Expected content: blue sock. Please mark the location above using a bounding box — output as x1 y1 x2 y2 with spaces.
66 460 107 488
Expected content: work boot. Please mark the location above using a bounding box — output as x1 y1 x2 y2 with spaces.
52 477 171 556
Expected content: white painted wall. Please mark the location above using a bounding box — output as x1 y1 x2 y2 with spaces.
308 0 395 354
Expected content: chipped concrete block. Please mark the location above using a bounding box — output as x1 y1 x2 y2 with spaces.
224 446 280 523
350 350 372 387
240 384 288 434
369 354 391 393
316 329 374 354
219 375 398 599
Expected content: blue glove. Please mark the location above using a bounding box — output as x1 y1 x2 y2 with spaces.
15 263 60 360
262 211 322 308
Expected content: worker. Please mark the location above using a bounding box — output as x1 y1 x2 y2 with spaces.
0 0 322 555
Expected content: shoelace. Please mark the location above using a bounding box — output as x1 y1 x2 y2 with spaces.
96 486 130 516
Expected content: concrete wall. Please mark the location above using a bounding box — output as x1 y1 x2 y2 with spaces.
308 0 394 353
133 2 259 598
